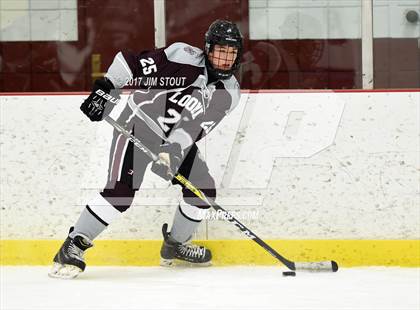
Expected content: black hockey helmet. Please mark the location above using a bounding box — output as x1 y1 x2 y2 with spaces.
204 20 243 80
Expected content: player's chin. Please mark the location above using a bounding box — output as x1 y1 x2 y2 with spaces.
214 65 232 71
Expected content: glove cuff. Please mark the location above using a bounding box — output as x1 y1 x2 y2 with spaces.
93 78 115 93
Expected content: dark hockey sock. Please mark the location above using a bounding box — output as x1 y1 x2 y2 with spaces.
170 204 208 243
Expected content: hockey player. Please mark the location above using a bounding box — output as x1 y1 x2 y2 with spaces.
49 20 243 279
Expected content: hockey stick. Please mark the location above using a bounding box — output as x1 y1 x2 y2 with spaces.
104 116 338 272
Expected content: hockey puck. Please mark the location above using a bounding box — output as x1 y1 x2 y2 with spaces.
282 271 296 277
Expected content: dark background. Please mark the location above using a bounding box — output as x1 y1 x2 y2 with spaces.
0 0 418 91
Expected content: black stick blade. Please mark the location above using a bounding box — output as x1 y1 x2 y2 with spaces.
331 260 338 272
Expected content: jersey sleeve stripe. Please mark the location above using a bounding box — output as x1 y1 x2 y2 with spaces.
105 52 133 88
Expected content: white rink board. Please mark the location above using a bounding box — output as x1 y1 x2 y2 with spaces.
1 266 419 310
0 91 419 239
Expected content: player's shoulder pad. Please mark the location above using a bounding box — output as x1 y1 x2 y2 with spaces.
220 75 241 114
164 42 205 68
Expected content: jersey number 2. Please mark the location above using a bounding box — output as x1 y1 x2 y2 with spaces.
157 109 181 132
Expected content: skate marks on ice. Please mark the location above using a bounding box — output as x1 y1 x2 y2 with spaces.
1 266 419 310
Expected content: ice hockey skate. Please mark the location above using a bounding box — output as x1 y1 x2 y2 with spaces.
160 223 212 267
48 228 93 279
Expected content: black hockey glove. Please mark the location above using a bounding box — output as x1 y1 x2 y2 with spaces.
80 78 120 121
151 143 183 181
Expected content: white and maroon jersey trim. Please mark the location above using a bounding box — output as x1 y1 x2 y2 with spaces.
104 42 241 152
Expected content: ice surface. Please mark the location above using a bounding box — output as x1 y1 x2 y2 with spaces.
1 266 419 310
